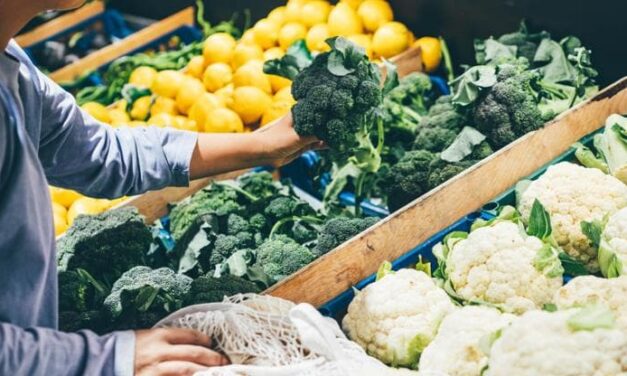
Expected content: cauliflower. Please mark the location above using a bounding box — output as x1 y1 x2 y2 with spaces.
518 162 627 271
437 221 563 314
419 306 515 376
486 307 627 376
342 269 456 368
598 207 627 277
554 275 627 330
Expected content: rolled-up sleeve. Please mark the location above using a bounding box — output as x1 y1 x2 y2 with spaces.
0 322 134 376
36 71 198 199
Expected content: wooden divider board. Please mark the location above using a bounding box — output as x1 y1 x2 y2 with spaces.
50 7 195 83
16 2 105 48
266 77 627 307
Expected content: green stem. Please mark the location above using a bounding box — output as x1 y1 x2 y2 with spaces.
269 216 324 239
354 173 366 217
439 37 455 83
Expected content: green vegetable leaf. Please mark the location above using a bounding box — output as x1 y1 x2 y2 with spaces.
598 243 624 279
558 252 590 276
533 243 564 278
381 59 399 95
415 256 431 277
543 303 558 312
566 305 615 332
134 285 160 313
376 261 394 281
450 65 497 106
533 39 577 84
325 37 367 76
177 221 215 275
573 142 609 173
581 220 603 248
441 127 487 163
527 199 552 240
477 328 503 356
474 38 517 64
263 39 313 80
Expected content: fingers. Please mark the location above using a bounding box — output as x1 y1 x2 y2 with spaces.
161 328 212 346
160 345 230 367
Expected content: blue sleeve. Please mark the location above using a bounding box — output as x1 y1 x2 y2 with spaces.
35 71 198 199
0 323 135 376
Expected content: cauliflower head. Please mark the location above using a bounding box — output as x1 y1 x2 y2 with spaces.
518 162 627 271
486 308 627 376
419 306 515 376
342 269 456 368
444 221 563 313
599 207 627 277
554 275 627 330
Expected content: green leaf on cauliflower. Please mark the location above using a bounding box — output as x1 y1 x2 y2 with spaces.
415 255 432 277
533 243 565 278
581 219 604 248
375 261 394 281
527 199 552 240
557 252 590 277
566 305 616 332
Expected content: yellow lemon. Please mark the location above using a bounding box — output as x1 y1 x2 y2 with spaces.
413 36 442 72
357 0 393 32
53 212 68 236
49 187 82 208
108 108 131 126
328 3 363 36
150 96 178 117
130 96 152 121
232 42 264 70
203 108 244 133
214 84 234 108
278 22 307 50
52 202 68 218
229 86 273 124
273 86 295 104
253 18 280 49
305 24 331 52
268 6 286 25
67 197 108 226
81 102 111 123
129 66 158 88
372 21 409 58
173 116 198 132
114 99 128 111
185 55 206 79
340 0 363 9
202 62 233 92
264 47 285 61
232 60 273 94
261 100 293 126
148 113 175 128
151 70 185 98
188 93 224 130
284 0 308 23
407 31 416 45
301 0 331 27
347 34 373 59
269 74 292 93
203 32 237 64
239 29 256 45
176 77 206 114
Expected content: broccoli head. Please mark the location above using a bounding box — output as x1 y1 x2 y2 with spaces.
254 237 317 284
58 270 107 313
314 216 379 255
418 95 468 133
381 150 438 212
209 234 247 269
248 213 268 234
386 72 432 112
426 160 474 189
225 213 251 235
413 126 458 152
183 274 260 306
57 207 151 285
237 171 278 199
264 195 312 221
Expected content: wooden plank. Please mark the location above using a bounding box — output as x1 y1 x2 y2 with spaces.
50 6 196 83
390 45 424 77
16 2 105 47
266 77 627 307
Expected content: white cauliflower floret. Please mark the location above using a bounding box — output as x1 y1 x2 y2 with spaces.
342 269 456 368
419 306 515 376
445 221 563 314
486 308 627 376
554 275 627 330
518 162 627 271
599 207 627 277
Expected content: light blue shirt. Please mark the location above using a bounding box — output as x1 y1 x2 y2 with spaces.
0 40 197 375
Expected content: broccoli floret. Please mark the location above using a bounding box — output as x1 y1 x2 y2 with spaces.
419 96 468 132
314 217 379 255
387 72 432 112
254 237 317 284
57 207 151 285
209 234 242 269
249 213 268 233
381 150 438 211
381 99 422 142
413 127 458 152
427 160 474 189
237 171 278 199
103 266 192 330
225 213 251 235
264 196 312 221
183 274 260 306
58 270 107 313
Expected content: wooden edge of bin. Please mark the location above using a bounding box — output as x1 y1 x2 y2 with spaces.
266 76 627 307
16 2 105 47
49 6 196 83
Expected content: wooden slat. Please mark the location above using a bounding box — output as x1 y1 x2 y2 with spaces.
266 77 627 307
50 6 195 83
390 45 424 77
16 2 105 47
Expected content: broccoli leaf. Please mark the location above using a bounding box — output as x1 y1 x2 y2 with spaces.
450 65 497 106
527 199 552 240
326 37 367 76
381 59 399 95
474 38 517 64
533 39 578 84
440 127 487 163
263 39 313 80
566 305 615 332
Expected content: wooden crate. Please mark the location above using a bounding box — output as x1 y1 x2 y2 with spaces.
266 77 627 307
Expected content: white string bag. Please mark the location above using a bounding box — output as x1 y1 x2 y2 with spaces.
155 294 417 376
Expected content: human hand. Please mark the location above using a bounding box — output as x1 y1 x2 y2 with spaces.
134 328 229 376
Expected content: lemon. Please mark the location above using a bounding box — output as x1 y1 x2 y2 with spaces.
285 0 308 23
306 24 331 52
301 0 331 27
176 77 206 114
108 108 131 126
53 212 69 236
151 70 185 98
130 96 152 121
347 34 373 59
253 18 280 49
173 116 198 132
273 86 295 104
372 21 409 58
214 84 234 108
67 197 108 226
261 100 293 126
269 74 292 93
150 96 178 117
279 22 307 50
114 99 128 111
240 29 257 45
229 86 273 124
233 60 273 94
202 62 233 93
81 102 111 123
232 42 264 70
340 0 363 9
357 0 393 32
129 66 158 88
49 187 82 208
268 6 286 25
203 108 244 133
148 113 175 128
328 3 363 36
189 93 225 131
413 36 442 72
186 56 205 79
203 32 237 64
264 47 285 61
52 202 68 218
